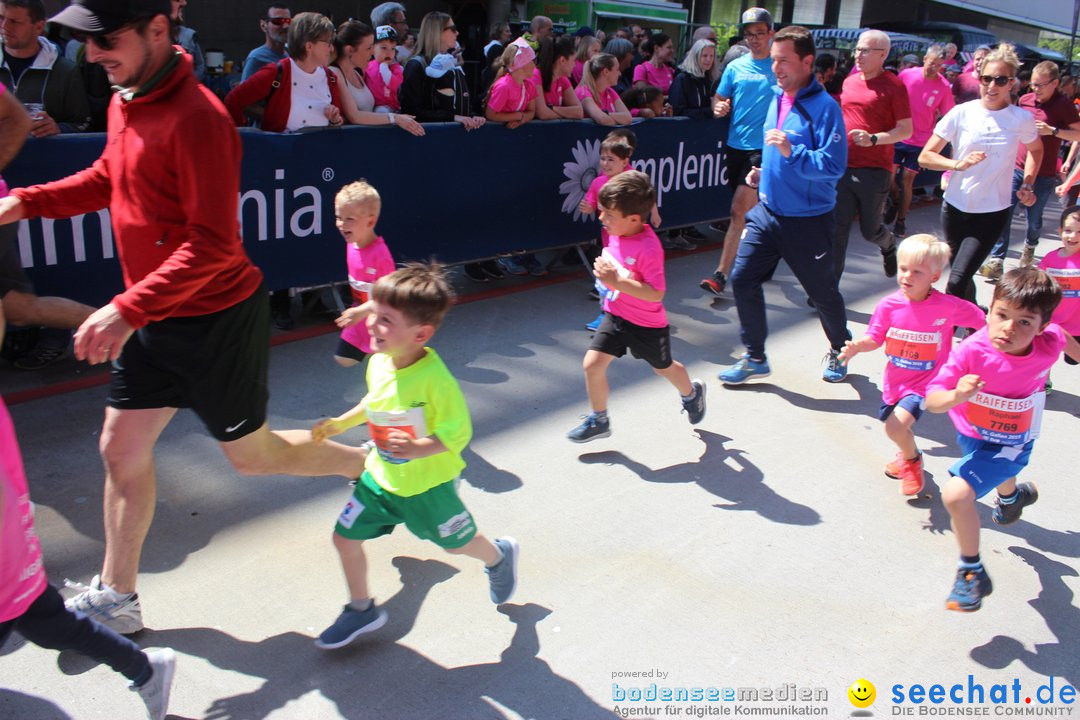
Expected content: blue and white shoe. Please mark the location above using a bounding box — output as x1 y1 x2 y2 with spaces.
585 313 604 332
822 349 847 383
718 354 770 385
487 537 519 604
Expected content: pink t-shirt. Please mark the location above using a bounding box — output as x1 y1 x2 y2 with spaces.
776 92 794 129
340 237 395 354
633 62 674 94
487 74 539 113
928 325 1066 445
898 67 955 146
866 289 986 404
1040 249 1080 334
365 60 403 112
532 69 572 108
599 224 667 328
0 397 47 623
584 173 609 211
576 84 619 113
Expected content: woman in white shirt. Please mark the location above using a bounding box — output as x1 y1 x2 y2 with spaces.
918 44 1043 303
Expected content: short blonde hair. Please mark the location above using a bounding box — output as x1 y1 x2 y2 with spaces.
335 180 381 216
982 43 1021 75
897 234 951 274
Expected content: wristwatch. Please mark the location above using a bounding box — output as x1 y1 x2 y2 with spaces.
869 134 878 146
1052 126 1060 137
1021 183 1034 191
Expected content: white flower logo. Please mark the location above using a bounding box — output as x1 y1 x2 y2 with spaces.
559 138 601 222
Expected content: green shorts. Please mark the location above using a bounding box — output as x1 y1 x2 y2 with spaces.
334 472 477 548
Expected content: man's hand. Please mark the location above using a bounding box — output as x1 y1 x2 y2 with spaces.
73 303 135 365
745 166 761 188
1016 186 1036 207
28 112 60 138
713 97 731 118
764 129 792 158
848 128 875 147
0 196 26 226
1034 120 1055 137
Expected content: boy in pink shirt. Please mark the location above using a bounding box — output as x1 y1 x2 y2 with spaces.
332 181 396 368
566 171 705 442
926 267 1080 611
840 235 985 495
1039 205 1080 381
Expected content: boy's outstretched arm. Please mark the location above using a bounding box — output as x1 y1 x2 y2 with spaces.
313 400 368 443
926 374 984 413
838 335 880 365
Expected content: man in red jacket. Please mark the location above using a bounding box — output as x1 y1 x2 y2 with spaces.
0 0 367 635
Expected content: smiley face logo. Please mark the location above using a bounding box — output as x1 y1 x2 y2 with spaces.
848 679 876 708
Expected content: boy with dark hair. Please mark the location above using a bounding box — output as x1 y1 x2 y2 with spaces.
926 267 1080 611
566 171 705 442
312 263 518 649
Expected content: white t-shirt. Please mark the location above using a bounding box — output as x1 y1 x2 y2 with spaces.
286 63 333 132
934 100 1038 213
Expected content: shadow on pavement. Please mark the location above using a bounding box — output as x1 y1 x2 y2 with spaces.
0 690 71 719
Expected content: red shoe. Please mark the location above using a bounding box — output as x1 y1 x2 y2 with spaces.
883 453 903 478
898 454 924 496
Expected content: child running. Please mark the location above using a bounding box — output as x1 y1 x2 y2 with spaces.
566 171 705 442
311 264 518 648
1038 205 1080 388
839 234 985 495
332 180 396 368
926 267 1080 611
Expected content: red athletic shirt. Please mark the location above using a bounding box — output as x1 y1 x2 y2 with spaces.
13 50 263 329
1014 91 1079 178
841 70 911 170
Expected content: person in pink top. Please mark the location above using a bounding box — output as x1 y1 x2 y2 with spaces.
0 304 175 719
366 25 404 113
572 34 601 86
1039 206 1080 386
926 267 1080 612
839 235 985 495
331 181 396 367
889 45 954 238
632 33 675 96
576 53 631 126
485 37 539 128
533 36 583 120
565 171 705 442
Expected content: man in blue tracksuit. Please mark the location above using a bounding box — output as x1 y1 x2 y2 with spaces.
719 24 851 385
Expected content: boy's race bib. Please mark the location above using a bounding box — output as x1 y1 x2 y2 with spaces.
1046 266 1080 298
367 408 428 464
884 328 941 371
965 391 1043 446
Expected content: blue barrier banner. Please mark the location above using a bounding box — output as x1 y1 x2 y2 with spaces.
7 118 733 307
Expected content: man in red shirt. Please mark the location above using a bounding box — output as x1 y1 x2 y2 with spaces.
0 0 366 635
952 45 988 104
832 30 912 282
981 61 1080 278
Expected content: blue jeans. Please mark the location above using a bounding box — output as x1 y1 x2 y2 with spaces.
730 203 850 359
990 170 1057 261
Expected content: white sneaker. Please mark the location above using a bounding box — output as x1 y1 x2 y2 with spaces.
64 575 144 635
132 648 175 720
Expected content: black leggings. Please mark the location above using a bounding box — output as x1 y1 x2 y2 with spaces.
941 202 1011 304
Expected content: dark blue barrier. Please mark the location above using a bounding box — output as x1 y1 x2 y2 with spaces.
6 118 733 307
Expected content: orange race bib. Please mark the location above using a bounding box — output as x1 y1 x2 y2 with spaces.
884 328 940 371
348 276 374 305
1045 267 1080 299
965 391 1042 445
367 408 427 465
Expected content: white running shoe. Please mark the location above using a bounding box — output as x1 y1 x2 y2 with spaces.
64 575 144 635
132 648 175 720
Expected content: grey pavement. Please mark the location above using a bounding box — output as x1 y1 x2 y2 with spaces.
3 199 1080 720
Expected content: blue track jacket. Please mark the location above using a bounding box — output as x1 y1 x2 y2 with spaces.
758 78 847 217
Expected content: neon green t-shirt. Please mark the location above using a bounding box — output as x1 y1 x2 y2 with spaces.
363 348 472 497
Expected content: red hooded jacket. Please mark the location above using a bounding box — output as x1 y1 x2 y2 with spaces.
224 57 345 133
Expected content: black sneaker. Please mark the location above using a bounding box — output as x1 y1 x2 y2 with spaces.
479 260 505 279
699 272 726 296
566 414 611 443
681 380 706 424
709 220 729 233
893 218 907 238
662 232 695 251
13 343 69 370
463 263 490 283
991 482 1038 525
882 245 898 278
681 226 707 241
946 566 993 612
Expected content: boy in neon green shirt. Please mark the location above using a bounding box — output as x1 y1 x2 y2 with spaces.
311 263 518 649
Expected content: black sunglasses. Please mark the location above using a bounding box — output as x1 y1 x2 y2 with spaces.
979 74 1013 87
266 16 291 26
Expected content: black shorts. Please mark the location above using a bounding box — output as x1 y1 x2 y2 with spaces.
108 286 270 442
725 147 762 189
335 337 368 363
893 142 922 173
0 222 32 297
589 312 672 369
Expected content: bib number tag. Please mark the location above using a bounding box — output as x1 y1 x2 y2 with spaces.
1046 267 1080 298
884 328 940 371
965 391 1042 445
368 408 427 464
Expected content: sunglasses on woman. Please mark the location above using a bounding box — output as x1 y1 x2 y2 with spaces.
978 75 1012 87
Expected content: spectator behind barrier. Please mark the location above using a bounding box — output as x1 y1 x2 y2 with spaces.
169 0 205 82
398 11 484 131
224 12 347 133
576 53 632 126
61 34 110 132
621 84 665 118
572 35 600 86
633 33 674 96
669 39 719 119
0 0 89 135
371 2 410 63
479 21 510 100
241 2 291 81
521 15 552 51
533 36 583 120
485 38 538 129
602 37 634 95
367 25 403 114
329 20 423 135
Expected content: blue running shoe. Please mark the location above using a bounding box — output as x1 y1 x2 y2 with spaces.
992 482 1038 526
486 537 519 604
566 413 611 442
946 566 993 612
585 313 604 332
718 354 770 385
682 380 706 424
822 349 847 383
315 603 388 649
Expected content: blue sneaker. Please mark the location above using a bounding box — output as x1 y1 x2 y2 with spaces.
682 380 706 424
314 603 388 649
585 313 604 332
498 257 528 276
822 349 847 383
946 566 993 612
566 413 611 442
486 537 519 604
718 354 770 385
